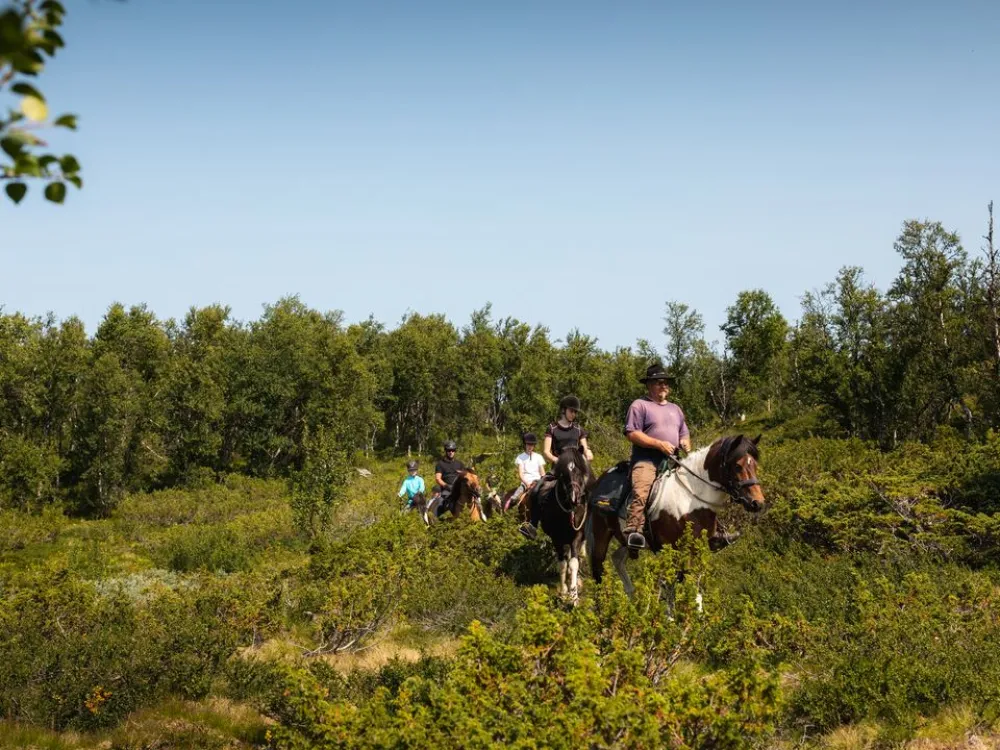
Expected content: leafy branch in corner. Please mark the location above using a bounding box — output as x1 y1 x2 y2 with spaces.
1 0 81 204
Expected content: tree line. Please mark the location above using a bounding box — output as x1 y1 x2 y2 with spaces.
2 211 999 515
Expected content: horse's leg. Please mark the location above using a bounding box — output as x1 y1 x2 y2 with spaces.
686 510 717 615
557 551 569 598
588 513 613 585
568 555 580 605
611 544 635 598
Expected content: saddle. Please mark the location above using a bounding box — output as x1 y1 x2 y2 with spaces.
590 457 680 520
589 460 632 519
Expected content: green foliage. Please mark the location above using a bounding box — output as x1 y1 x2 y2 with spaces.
0 566 280 731
242 537 782 749
1 0 82 204
288 426 350 538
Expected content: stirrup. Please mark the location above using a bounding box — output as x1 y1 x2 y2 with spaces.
626 531 646 549
709 530 741 552
519 522 537 540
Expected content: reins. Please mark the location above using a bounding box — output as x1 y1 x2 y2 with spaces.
553 471 588 531
665 452 760 508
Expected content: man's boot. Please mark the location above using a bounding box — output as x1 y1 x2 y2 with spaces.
519 486 539 540
623 493 647 550
709 529 740 552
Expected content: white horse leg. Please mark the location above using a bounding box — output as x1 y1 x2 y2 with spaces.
696 590 704 614
611 545 635 598
558 559 568 597
569 557 580 604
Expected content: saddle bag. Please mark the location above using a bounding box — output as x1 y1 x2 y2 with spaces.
590 460 632 517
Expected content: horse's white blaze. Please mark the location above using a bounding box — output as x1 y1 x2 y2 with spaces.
646 446 728 523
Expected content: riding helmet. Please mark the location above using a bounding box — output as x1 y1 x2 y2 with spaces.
559 395 582 412
523 432 537 444
406 460 418 471
443 440 457 452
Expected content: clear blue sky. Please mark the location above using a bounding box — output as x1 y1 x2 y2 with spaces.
3 0 999 351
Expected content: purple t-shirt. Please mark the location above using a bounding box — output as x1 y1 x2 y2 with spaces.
624 397 690 464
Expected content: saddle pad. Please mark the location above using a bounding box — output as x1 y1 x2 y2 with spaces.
590 460 631 517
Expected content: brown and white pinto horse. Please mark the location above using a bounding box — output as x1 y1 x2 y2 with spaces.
426 469 488 523
587 434 765 604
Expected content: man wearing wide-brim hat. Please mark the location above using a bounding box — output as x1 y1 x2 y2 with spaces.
622 362 692 549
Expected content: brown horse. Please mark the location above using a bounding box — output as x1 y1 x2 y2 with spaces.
427 469 488 522
587 434 765 604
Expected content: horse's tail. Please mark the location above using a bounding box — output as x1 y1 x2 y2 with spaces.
584 511 595 561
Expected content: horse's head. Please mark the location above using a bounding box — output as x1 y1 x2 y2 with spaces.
705 434 765 512
411 492 427 512
554 447 591 508
457 469 481 500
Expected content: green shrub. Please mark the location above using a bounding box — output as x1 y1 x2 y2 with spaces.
0 568 281 731
241 534 783 749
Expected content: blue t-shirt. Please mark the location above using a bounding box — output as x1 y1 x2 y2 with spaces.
398 475 426 501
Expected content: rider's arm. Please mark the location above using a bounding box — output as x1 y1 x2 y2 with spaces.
678 408 692 452
398 481 407 498
435 472 445 488
542 434 558 464
580 436 594 462
626 428 675 456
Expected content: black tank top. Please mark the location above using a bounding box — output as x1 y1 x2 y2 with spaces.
546 422 588 456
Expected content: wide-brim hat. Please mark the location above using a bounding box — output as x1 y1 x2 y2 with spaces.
639 363 678 385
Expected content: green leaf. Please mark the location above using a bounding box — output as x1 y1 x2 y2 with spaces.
39 0 66 13
15 154 42 177
20 95 48 122
42 30 65 48
11 49 44 75
66 174 82 189
11 82 44 101
38 155 57 168
53 114 77 130
5 182 27 204
44 181 65 203
59 155 79 173
0 136 25 160
0 10 25 56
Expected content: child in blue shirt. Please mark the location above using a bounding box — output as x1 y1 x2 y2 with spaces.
398 460 426 508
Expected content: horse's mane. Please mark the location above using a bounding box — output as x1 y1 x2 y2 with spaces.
554 446 593 485
720 434 760 462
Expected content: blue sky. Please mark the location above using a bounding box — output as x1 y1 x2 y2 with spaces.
3 0 999 351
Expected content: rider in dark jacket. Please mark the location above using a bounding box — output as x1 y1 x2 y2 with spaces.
434 440 464 515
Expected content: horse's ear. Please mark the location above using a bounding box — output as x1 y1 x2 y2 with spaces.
752 433 762 446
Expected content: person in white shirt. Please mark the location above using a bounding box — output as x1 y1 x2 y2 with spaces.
507 432 546 509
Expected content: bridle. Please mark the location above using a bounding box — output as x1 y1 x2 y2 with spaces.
552 456 590 532
666 452 761 512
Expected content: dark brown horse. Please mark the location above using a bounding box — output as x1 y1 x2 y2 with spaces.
587 435 765 604
530 447 595 604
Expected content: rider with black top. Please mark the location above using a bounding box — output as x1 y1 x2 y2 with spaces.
542 396 594 464
520 395 595 539
434 440 464 515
